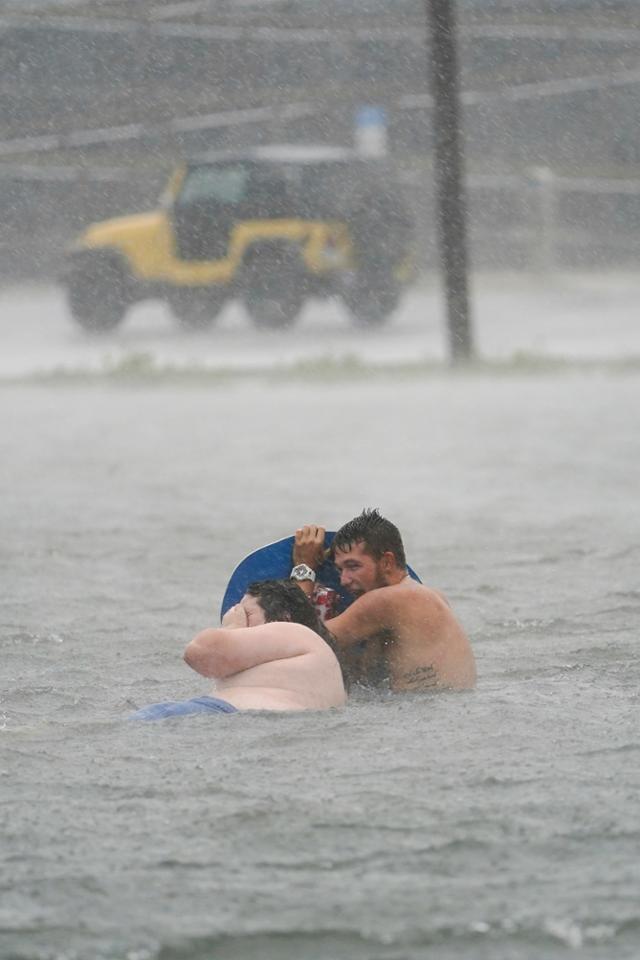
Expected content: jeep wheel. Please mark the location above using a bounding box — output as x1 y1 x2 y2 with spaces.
168 289 227 330
343 278 401 328
244 288 304 330
66 257 130 332
242 246 305 330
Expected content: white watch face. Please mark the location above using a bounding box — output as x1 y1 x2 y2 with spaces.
291 564 315 581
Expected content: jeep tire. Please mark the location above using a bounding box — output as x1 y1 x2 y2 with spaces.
242 246 305 330
168 288 227 330
342 274 401 328
66 253 131 332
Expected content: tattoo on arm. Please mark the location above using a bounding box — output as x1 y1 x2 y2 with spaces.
400 664 439 689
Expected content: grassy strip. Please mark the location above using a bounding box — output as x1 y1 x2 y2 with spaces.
2 349 640 386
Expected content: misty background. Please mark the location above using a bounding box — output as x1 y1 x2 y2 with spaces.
2 0 640 287
3 5 640 960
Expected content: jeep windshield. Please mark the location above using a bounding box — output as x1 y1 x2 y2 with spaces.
174 159 376 221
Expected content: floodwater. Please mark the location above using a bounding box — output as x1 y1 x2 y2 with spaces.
3 272 640 379
1 277 640 960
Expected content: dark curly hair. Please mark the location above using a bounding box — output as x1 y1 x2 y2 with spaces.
331 508 406 568
245 579 331 643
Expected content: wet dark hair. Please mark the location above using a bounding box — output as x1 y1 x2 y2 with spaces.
246 579 331 642
332 508 406 568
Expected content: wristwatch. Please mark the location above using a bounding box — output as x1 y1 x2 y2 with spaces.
290 563 316 583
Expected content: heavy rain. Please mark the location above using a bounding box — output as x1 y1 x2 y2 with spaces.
1 1 639 959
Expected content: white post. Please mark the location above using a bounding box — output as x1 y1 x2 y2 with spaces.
354 106 388 158
529 165 557 274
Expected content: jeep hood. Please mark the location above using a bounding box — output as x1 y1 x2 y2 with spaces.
77 210 166 249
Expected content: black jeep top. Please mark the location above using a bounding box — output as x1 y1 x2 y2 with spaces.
173 144 412 265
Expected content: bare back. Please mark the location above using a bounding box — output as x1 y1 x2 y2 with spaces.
327 578 476 692
185 621 346 711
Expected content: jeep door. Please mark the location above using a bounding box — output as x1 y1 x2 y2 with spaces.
171 163 249 262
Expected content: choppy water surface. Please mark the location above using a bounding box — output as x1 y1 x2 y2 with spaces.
2 373 639 960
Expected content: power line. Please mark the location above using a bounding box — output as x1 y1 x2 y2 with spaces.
0 102 316 157
3 62 637 158
398 64 640 108
4 12 640 45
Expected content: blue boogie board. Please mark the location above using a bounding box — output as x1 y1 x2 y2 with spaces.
220 532 421 620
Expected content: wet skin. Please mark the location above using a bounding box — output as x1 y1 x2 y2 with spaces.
292 526 475 692
333 542 389 598
328 542 476 692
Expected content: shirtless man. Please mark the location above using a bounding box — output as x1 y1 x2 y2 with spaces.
130 580 345 719
291 509 476 692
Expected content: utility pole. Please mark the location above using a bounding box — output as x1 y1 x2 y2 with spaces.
426 0 474 363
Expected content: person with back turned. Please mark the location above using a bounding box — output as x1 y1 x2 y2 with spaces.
129 579 345 720
290 509 476 693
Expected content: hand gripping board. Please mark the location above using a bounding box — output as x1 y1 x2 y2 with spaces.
221 532 421 620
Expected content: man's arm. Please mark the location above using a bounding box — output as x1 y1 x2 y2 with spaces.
184 618 319 679
326 590 392 649
291 524 327 597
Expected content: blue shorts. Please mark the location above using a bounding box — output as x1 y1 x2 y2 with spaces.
128 695 238 721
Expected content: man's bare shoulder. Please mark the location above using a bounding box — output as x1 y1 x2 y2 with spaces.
367 578 448 607
355 580 456 630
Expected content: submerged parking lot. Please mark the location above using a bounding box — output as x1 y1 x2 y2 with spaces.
2 270 640 960
2 271 640 379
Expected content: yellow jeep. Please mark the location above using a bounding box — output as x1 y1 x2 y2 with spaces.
63 144 414 332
